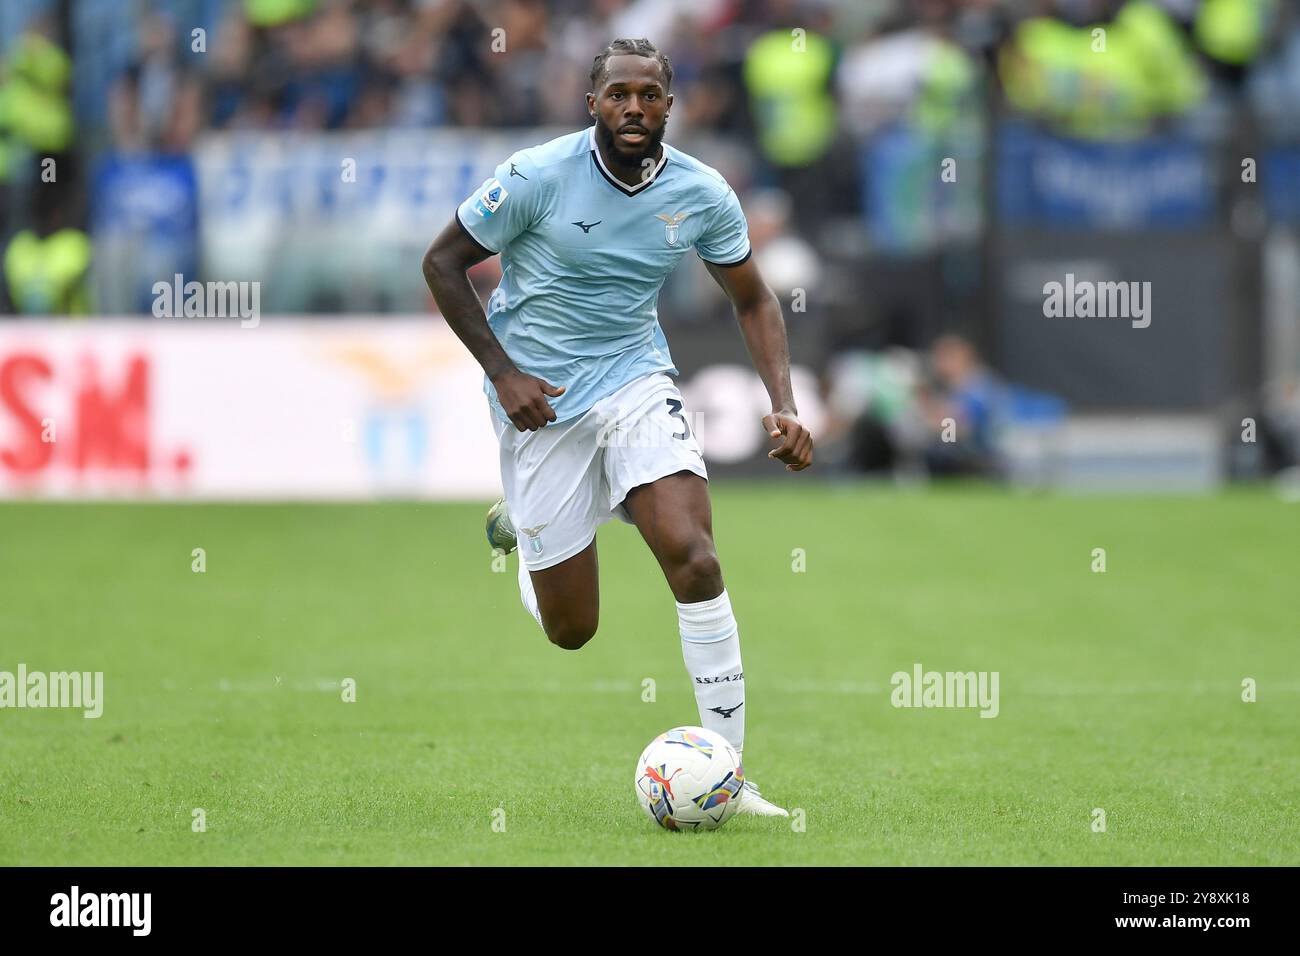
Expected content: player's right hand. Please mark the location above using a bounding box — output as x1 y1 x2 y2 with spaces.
495 371 566 431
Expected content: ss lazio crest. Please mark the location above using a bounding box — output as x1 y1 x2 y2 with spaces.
655 211 690 246
520 523 548 554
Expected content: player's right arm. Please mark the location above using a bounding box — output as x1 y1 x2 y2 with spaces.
421 156 564 431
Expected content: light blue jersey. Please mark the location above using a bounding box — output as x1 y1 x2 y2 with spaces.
455 126 751 425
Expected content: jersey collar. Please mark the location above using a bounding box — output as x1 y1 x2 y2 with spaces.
588 124 669 196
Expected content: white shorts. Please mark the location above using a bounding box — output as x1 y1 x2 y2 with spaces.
496 372 708 570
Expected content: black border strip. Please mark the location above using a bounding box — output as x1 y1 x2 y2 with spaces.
589 149 668 196
455 209 498 256
698 247 752 268
2 867 1281 937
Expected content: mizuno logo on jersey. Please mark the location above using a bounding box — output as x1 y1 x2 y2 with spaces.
708 702 744 719
474 178 508 217
572 220 602 233
509 163 528 179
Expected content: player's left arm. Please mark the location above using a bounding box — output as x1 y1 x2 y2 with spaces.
703 258 813 472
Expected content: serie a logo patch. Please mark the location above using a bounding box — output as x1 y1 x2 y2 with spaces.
474 178 508 217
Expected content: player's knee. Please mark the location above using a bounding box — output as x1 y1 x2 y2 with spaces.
544 617 598 651
673 544 722 600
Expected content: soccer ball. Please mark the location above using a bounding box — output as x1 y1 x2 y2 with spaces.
634 726 744 831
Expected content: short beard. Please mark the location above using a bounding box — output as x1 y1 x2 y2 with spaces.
595 115 666 170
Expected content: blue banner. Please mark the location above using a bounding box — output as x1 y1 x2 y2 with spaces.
997 122 1213 229
1262 145 1300 223
92 154 199 313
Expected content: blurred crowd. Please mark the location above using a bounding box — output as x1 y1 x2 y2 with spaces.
2 0 1299 478
7 0 1295 145
4 0 1297 304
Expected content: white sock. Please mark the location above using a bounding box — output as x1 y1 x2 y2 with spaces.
518 558 544 630
677 589 745 753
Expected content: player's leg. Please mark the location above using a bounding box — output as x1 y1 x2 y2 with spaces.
601 373 786 815
490 409 604 651
494 505 601 649
621 470 722 600
622 471 738 736
621 470 787 816
525 542 600 650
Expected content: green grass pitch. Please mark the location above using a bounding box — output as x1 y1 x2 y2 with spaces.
1 485 1296 865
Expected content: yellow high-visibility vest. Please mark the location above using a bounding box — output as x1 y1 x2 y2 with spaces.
4 229 92 315
743 30 837 167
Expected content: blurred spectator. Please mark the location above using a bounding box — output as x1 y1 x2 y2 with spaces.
1194 0 1277 73
92 14 202 314
837 0 980 139
743 13 837 168
919 333 1008 476
1 19 84 315
246 0 319 29
1258 378 1300 472
1247 4 1300 135
998 0 1207 139
5 173 92 315
742 1 845 232
822 347 927 474
749 188 823 299
109 13 203 152
1 17 76 241
0 21 74 164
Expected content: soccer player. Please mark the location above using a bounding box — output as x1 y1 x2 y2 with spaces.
422 38 812 817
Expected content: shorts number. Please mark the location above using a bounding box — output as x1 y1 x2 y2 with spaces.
665 398 691 441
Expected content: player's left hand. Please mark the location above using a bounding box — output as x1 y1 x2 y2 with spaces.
762 410 813 472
